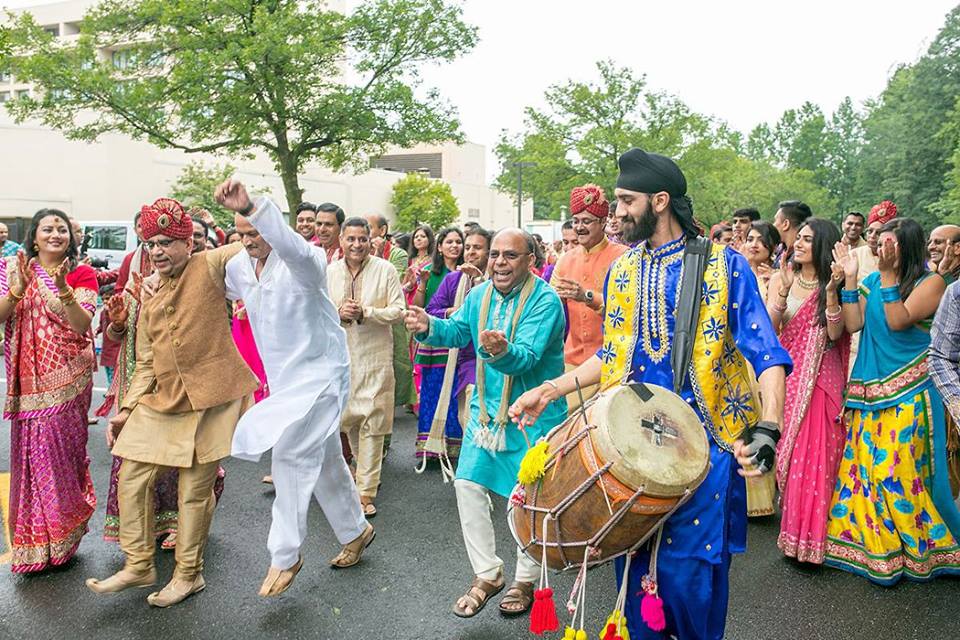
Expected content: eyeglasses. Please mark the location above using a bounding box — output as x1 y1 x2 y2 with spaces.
143 238 181 250
489 250 530 261
571 217 599 227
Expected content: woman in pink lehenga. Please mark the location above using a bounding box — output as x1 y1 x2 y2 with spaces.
766 218 849 563
0 209 99 573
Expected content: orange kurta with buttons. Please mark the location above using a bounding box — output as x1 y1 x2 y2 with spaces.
551 237 627 366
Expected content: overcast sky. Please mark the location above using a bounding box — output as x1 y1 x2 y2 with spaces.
5 0 959 179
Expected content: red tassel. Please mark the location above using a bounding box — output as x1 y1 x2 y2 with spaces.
641 592 666 632
602 622 617 640
529 588 559 635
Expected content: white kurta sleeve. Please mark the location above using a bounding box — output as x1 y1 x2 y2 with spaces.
248 197 325 284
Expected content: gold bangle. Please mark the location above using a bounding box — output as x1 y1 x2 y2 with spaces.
7 288 24 301
57 287 74 300
61 296 76 306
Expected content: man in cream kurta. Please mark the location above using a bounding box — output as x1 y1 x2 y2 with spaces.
214 180 374 597
328 218 405 517
87 198 258 607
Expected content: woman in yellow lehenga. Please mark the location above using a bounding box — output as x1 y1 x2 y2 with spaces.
825 219 960 585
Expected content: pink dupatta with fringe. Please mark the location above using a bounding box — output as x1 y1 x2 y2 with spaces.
775 292 850 494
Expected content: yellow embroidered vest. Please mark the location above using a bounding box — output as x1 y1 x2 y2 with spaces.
599 242 758 451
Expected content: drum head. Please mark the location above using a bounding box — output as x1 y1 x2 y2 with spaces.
588 383 709 498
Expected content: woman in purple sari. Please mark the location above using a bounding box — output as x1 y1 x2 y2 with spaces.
0 209 98 573
766 218 849 563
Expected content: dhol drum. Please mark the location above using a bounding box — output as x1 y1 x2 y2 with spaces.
509 382 709 571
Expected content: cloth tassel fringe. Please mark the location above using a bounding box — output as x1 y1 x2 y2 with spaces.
640 592 665 633
529 587 559 636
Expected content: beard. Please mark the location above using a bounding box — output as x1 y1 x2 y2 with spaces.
622 201 658 244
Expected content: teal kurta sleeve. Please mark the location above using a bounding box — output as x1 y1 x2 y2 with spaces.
419 299 474 350
479 286 564 377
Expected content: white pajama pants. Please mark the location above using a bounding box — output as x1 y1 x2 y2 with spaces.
268 403 367 570
454 478 539 583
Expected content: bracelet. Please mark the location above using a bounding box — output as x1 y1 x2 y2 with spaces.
840 289 860 304
57 286 74 300
6 288 24 302
773 301 787 314
238 200 255 216
940 271 957 286
778 289 789 298
879 285 901 303
825 306 842 324
543 379 559 396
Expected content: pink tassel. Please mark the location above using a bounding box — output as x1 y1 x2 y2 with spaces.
640 592 666 632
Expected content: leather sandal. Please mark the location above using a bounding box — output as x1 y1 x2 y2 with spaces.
330 524 375 568
498 581 535 617
452 573 504 618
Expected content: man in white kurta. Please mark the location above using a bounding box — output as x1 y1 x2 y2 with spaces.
327 219 405 517
213 179 374 597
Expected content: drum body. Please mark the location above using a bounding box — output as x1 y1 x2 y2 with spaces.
509 383 709 570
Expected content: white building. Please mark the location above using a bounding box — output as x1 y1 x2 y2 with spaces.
0 0 531 239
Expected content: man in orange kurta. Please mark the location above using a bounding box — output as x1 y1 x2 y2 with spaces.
550 184 627 410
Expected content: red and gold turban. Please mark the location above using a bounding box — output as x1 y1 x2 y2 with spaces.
569 184 609 218
868 200 897 226
139 198 192 241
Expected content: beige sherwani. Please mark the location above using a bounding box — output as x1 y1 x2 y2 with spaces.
112 244 258 581
327 255 405 497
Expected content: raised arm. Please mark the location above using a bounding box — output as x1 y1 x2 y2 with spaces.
215 178 323 285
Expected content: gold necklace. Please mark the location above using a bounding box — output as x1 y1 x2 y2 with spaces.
796 273 818 290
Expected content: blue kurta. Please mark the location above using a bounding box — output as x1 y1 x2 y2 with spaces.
604 236 791 640
418 276 568 497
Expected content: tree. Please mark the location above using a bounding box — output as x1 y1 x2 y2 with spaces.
3 0 477 222
494 60 718 219
169 161 247 227
390 172 459 231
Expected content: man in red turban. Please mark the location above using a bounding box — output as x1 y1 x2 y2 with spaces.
87 196 257 608
549 184 628 410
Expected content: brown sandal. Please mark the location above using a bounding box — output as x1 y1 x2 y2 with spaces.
498 581 535 617
452 574 504 618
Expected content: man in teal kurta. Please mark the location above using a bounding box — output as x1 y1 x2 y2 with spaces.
405 228 566 619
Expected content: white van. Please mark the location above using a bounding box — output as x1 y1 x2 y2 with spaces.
82 221 137 269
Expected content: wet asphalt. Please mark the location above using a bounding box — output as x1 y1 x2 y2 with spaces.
1 375 959 640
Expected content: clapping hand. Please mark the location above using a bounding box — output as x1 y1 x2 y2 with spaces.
552 276 584 302
479 329 508 356
51 258 69 292
105 293 128 328
457 263 484 280
938 241 960 276
339 299 362 322
12 252 35 298
877 236 898 273
831 241 859 282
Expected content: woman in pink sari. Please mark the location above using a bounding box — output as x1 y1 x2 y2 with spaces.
0 209 98 573
766 217 849 563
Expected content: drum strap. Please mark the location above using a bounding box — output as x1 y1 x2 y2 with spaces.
670 236 711 395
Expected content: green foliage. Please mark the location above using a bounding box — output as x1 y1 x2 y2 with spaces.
495 60 832 225
3 0 477 219
390 172 459 231
169 161 243 228
853 6 960 228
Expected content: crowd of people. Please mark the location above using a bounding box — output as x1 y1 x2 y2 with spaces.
3 147 960 639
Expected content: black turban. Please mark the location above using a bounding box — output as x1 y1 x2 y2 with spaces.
616 148 694 221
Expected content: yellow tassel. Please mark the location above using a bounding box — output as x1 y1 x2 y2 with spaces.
563 627 576 640
517 440 551 485
599 611 631 640
575 630 588 640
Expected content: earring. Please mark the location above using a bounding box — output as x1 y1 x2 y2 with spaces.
32 243 38 251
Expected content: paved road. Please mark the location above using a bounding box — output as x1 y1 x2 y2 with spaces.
1 376 959 639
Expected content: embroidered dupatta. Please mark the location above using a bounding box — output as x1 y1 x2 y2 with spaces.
2 259 96 420
775 292 849 493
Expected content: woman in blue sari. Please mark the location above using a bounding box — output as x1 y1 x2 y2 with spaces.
825 218 960 585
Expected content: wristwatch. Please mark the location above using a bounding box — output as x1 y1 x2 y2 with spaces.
583 289 595 304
